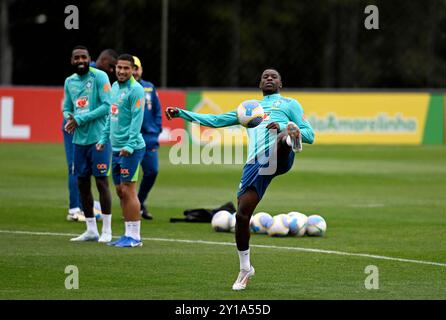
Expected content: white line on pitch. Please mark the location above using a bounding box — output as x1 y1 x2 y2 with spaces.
1 229 445 268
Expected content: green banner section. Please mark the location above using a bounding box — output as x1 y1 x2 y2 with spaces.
186 92 202 112
422 94 445 144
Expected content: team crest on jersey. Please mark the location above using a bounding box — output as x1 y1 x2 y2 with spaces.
111 104 119 115
272 101 282 108
76 96 89 108
86 81 92 89
120 92 126 99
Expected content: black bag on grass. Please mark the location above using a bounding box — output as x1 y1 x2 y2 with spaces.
169 202 236 223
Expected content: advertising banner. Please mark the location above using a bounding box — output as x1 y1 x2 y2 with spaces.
186 91 444 145
0 88 443 145
0 87 186 144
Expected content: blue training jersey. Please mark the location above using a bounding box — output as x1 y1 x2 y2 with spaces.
139 79 162 136
178 93 315 163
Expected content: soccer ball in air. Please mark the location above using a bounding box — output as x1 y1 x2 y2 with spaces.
287 212 308 237
237 100 264 128
250 212 273 234
267 214 290 237
306 215 327 236
211 210 232 232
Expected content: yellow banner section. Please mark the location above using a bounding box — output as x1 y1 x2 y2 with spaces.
191 92 430 145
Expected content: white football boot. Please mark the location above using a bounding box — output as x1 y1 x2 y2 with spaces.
67 208 83 222
232 266 255 290
66 213 78 222
98 232 112 243
75 211 86 222
70 230 99 242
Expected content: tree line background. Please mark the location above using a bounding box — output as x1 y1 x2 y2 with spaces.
1 0 446 89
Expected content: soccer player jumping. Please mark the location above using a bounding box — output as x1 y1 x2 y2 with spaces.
165 69 315 290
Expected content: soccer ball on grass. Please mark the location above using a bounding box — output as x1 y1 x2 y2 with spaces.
306 215 327 236
250 212 273 234
211 210 232 232
229 213 236 233
267 214 290 237
287 212 307 237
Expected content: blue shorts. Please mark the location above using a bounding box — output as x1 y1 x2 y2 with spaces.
237 150 295 200
112 148 145 185
74 143 111 178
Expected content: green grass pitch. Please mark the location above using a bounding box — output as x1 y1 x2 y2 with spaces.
0 143 445 299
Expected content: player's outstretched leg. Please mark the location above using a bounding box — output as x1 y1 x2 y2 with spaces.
233 188 260 290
